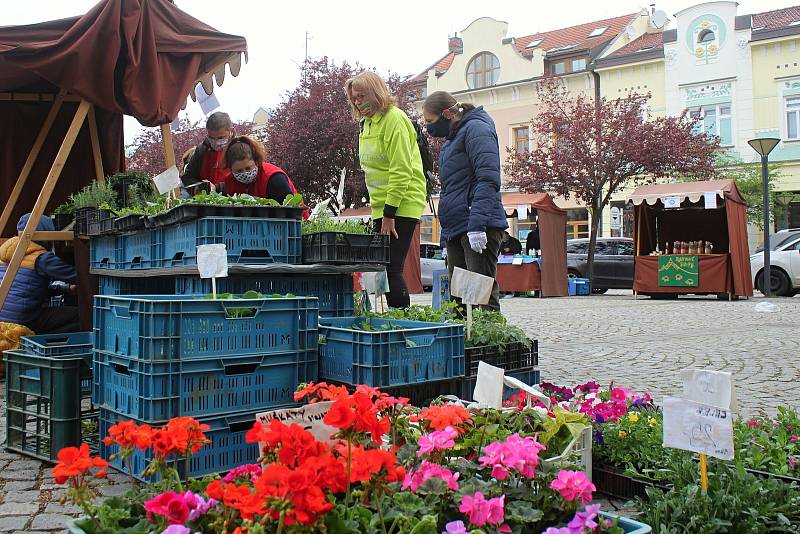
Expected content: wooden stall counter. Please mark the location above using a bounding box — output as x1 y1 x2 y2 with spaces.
496 259 542 293
634 253 732 294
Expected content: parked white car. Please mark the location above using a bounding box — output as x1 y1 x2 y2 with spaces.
750 229 800 296
420 242 446 289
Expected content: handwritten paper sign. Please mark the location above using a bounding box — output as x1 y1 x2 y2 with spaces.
152 166 181 195
704 192 718 209
663 396 734 460
662 195 681 209
681 369 736 410
256 401 336 443
197 244 228 279
360 271 389 295
450 267 494 305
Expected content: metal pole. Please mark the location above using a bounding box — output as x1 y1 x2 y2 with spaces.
761 154 771 297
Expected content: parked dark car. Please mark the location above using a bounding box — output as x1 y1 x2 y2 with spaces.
566 237 634 292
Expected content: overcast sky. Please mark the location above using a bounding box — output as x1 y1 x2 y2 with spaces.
5 0 798 145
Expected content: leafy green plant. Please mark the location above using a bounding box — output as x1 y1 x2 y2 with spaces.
302 213 370 235
70 181 118 210
734 407 800 478
52 202 76 217
640 458 800 533
108 172 159 210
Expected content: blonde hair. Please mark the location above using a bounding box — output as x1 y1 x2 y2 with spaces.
344 71 395 120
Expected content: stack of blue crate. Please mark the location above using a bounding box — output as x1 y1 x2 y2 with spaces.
90 213 325 480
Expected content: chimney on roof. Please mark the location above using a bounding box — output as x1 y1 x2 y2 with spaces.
650 3 656 14
448 34 463 53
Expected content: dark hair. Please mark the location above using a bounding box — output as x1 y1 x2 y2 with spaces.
225 136 265 168
206 111 232 131
422 91 475 116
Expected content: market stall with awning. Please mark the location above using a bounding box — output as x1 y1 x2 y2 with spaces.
0 0 248 326
495 193 569 297
629 180 753 298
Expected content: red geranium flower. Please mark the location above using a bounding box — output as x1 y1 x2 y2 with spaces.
52 444 108 485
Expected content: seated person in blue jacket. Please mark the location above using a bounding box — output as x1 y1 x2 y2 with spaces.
0 214 79 334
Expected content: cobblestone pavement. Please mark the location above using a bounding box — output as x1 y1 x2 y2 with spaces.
0 291 795 531
413 290 800 416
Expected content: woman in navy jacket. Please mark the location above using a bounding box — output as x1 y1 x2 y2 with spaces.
422 91 508 311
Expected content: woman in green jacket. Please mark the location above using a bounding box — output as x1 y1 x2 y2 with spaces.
345 72 427 308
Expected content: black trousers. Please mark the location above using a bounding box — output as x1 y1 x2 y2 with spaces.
373 216 418 308
446 228 504 311
26 306 81 334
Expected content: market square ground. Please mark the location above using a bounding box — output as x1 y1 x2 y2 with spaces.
0 291 796 532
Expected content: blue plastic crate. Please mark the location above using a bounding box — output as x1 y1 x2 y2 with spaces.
574 278 590 296
318 317 464 387
567 278 577 296
599 513 651 534
97 276 176 296
99 407 285 481
93 349 317 420
458 368 540 402
116 231 160 269
90 236 117 269
93 295 318 361
19 332 92 357
159 217 301 267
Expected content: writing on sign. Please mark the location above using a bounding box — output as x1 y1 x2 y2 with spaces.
662 196 681 209
663 396 734 460
681 368 736 410
256 401 336 444
704 192 717 209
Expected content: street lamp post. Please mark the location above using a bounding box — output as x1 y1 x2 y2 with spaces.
747 137 780 297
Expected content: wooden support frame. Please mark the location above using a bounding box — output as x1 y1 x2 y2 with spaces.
0 100 91 309
88 105 105 182
160 123 181 198
0 90 67 235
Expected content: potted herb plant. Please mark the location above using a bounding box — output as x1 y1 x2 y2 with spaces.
301 213 389 265
70 181 117 236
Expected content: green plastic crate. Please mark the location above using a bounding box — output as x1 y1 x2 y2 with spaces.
4 350 96 462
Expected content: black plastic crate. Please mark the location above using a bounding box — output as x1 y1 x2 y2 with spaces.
99 217 117 236
74 207 99 237
381 379 461 407
464 340 538 377
52 213 73 231
146 204 305 229
302 232 389 265
457 368 540 402
592 464 670 500
113 214 146 233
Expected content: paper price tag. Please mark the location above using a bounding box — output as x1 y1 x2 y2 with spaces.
680 368 736 411
704 192 718 209
450 267 494 305
152 166 181 195
256 401 336 444
196 244 228 279
473 361 505 408
663 396 734 460
662 196 681 209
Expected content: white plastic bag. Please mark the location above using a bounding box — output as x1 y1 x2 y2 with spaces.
754 301 778 313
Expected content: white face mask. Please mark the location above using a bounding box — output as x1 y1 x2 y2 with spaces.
209 137 229 151
233 167 258 184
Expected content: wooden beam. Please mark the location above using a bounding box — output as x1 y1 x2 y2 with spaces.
0 90 66 236
88 105 105 183
160 123 180 198
0 231 74 245
0 100 91 310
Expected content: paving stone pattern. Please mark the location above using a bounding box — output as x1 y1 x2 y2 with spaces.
0 291 796 530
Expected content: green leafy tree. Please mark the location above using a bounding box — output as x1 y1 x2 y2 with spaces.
710 152 781 229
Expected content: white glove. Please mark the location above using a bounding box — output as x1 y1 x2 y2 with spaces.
467 231 488 254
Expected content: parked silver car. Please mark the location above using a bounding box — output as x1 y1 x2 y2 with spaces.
421 242 446 289
750 229 800 296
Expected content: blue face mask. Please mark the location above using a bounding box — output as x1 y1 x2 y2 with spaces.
426 115 451 138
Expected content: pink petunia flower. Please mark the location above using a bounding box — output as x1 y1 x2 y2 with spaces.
791 435 798 443
459 492 505 527
479 433 547 480
568 503 601 531
417 426 458 457
443 521 468 534
610 388 628 402
402 461 460 492
550 470 596 504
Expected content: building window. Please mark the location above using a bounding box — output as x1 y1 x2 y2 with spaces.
551 62 565 75
420 215 435 243
572 58 587 71
698 29 716 43
466 52 500 89
513 126 529 153
689 103 733 146
786 95 800 140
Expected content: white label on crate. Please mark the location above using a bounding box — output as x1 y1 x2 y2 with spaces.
256 401 337 444
197 244 228 279
152 165 181 195
473 361 504 408
662 396 734 460
680 368 736 411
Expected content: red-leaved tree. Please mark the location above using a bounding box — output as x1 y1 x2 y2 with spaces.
265 58 423 212
126 118 254 177
505 77 719 286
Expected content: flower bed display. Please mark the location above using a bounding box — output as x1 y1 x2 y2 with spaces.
55 382 649 534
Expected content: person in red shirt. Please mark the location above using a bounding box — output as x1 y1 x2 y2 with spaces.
181 112 234 192
220 136 301 202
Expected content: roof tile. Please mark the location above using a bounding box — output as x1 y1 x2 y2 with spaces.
605 32 664 59
514 13 637 57
752 5 800 30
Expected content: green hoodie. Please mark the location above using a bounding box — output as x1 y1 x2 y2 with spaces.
359 106 427 221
